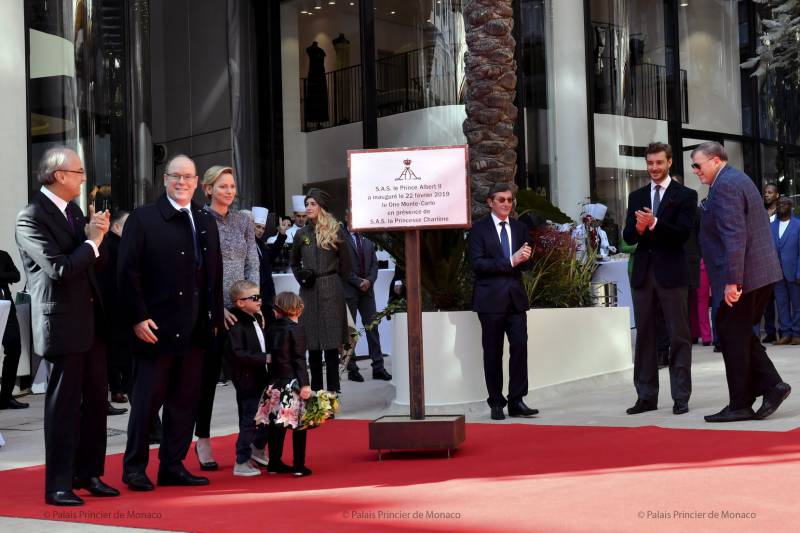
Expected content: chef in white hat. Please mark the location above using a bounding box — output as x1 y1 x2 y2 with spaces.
285 194 308 243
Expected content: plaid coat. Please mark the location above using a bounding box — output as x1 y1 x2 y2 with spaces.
699 164 782 308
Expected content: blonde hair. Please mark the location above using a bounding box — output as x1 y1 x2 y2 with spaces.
229 279 258 302
273 291 304 317
314 207 341 251
202 165 234 198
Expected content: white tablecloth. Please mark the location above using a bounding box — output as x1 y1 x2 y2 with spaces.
593 257 634 327
272 269 395 355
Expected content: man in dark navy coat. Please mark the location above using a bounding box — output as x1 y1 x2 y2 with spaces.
468 183 538 420
16 146 119 506
119 154 224 490
695 141 790 422
623 142 697 416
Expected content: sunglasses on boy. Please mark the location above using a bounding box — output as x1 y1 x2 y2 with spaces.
237 294 261 302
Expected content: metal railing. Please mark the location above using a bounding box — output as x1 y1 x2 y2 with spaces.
594 59 689 123
301 44 463 132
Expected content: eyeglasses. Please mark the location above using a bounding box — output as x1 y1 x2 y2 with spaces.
492 196 514 204
165 173 198 182
59 169 85 175
237 294 261 302
690 158 713 170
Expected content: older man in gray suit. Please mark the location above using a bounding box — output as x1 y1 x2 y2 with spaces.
694 141 791 422
343 225 392 382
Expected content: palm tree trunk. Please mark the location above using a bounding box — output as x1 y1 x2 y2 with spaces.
463 0 519 219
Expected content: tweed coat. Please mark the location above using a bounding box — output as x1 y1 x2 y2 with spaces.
290 223 351 351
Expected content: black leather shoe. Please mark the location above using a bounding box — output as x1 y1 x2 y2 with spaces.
122 471 154 491
347 370 365 382
267 460 293 474
762 333 777 344
673 401 689 415
754 382 791 420
626 400 657 415
372 368 392 381
713 344 722 353
107 402 128 416
158 465 209 486
73 477 120 497
0 398 30 409
508 400 539 417
293 466 312 477
45 490 84 506
704 406 755 423
490 406 505 420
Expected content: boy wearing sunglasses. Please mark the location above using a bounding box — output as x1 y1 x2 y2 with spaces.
224 280 271 476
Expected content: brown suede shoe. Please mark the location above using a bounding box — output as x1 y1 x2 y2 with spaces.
774 336 792 345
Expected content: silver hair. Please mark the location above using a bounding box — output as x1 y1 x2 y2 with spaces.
37 146 75 185
691 141 728 162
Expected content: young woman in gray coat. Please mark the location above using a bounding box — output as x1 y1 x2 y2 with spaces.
290 188 350 392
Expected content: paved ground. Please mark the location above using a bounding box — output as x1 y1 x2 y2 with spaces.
1 341 799 531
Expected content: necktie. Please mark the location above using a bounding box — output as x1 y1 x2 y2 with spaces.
65 208 75 234
355 233 366 277
500 221 511 260
180 208 201 265
652 185 661 214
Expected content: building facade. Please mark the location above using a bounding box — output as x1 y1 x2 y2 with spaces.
2 0 799 253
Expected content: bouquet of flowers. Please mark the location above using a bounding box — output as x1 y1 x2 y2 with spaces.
254 380 339 430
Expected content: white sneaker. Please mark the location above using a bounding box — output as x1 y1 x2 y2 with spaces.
251 444 269 467
233 460 261 477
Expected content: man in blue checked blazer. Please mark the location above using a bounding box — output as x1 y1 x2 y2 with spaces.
695 141 791 423
770 196 800 345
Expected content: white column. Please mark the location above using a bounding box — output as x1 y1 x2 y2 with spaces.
548 0 591 220
0 0 28 267
0 0 29 373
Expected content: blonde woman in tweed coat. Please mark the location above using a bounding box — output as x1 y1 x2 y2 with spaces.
194 165 259 470
290 188 351 393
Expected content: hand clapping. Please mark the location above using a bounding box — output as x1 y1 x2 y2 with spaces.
512 243 532 266
86 208 110 245
635 207 656 234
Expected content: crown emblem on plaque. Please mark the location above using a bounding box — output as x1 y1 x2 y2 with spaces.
397 158 421 181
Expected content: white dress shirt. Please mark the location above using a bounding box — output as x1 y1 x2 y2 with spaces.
647 176 672 230
40 186 99 257
166 195 195 233
490 212 514 265
779 219 790 239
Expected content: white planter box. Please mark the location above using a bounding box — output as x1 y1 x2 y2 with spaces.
392 307 633 406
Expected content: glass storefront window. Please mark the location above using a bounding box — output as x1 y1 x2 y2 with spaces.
588 0 669 233
280 0 363 218
374 0 467 150
26 0 129 211
678 0 745 137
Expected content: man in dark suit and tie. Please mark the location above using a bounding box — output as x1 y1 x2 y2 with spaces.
623 142 697 416
119 154 224 490
467 182 538 420
770 196 800 345
694 141 791 422
15 146 119 505
343 222 392 382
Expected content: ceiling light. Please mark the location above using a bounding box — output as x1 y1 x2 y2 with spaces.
328 1 336 4
390 11 396 15
680 0 688 5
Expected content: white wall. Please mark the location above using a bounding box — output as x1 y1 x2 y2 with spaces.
594 115 669 170
0 0 28 361
550 0 592 220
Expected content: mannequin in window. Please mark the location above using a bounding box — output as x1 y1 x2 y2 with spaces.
332 34 350 70
305 42 329 124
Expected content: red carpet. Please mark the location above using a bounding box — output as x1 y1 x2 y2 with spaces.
1 420 799 532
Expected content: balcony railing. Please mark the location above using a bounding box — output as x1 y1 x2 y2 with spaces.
594 59 688 123
301 44 463 132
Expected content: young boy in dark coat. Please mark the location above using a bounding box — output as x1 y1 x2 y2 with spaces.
224 280 270 476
